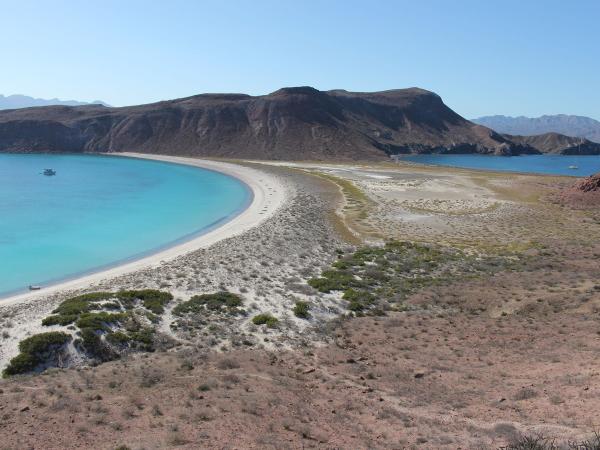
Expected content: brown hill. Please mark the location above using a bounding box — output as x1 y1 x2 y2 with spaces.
505 132 600 154
1 86 599 160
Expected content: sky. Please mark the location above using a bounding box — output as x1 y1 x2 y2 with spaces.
1 0 599 119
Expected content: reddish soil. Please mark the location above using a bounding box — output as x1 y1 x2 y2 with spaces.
1 238 600 449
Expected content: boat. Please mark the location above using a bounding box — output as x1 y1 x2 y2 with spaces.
29 285 42 291
568 165 579 170
43 168 57 176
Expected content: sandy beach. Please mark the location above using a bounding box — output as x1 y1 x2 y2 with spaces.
0 153 286 306
0 154 294 367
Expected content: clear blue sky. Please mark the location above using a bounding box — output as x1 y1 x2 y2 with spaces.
2 0 599 119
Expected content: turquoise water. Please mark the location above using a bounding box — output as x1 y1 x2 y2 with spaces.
0 154 251 296
400 154 600 176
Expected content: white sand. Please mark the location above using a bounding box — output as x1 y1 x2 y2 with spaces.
1 153 286 307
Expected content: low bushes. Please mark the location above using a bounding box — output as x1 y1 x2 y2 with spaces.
117 289 173 314
173 292 244 316
3 332 71 377
252 314 279 327
293 301 310 319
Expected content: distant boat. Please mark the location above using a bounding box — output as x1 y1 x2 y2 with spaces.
43 168 56 176
29 285 42 291
568 165 579 170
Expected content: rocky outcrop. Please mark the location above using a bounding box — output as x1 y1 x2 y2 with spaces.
557 172 600 208
1 87 598 160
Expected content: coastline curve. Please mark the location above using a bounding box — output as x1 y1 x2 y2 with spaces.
1 153 285 306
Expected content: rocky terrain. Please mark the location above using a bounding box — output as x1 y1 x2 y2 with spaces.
508 132 600 154
2 87 599 160
474 114 600 143
556 171 600 208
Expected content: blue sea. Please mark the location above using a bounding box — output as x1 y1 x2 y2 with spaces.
400 154 600 176
0 154 251 296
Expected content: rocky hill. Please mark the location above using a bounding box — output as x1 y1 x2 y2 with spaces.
1 87 599 160
473 114 600 143
507 132 600 154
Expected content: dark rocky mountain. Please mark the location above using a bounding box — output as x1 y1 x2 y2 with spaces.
0 94 109 110
1 87 599 160
473 115 600 144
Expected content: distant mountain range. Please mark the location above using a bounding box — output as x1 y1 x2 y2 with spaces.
0 87 599 160
0 94 109 110
472 115 600 144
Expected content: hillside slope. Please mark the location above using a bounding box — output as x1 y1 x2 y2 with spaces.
1 87 599 160
473 114 600 143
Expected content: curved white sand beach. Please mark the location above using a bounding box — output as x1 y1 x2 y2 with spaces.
1 153 286 306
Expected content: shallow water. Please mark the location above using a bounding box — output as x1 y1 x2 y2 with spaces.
0 154 251 296
400 154 600 176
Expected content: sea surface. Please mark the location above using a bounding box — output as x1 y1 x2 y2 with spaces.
400 154 600 176
0 154 251 296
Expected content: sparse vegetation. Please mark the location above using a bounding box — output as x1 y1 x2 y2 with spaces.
308 240 519 313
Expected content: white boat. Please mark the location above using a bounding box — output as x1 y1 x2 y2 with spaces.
568 165 579 170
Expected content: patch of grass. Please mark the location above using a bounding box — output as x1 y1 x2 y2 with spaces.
293 301 310 319
3 332 71 377
252 314 279 327
173 292 244 316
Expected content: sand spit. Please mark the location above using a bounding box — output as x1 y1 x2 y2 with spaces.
0 157 345 368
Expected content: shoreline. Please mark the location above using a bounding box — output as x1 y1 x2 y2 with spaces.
0 153 286 306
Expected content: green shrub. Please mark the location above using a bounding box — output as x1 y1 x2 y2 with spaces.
2 353 37 377
18 331 72 355
293 301 310 319
105 331 131 345
117 289 173 314
129 328 155 351
42 314 78 326
77 328 115 362
308 270 361 293
3 332 72 377
52 292 114 316
252 314 279 327
76 312 127 332
173 292 243 316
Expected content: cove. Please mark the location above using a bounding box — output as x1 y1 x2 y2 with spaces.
0 154 251 296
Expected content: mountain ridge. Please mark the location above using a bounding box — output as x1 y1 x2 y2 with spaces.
0 94 109 110
473 114 600 143
1 87 599 160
